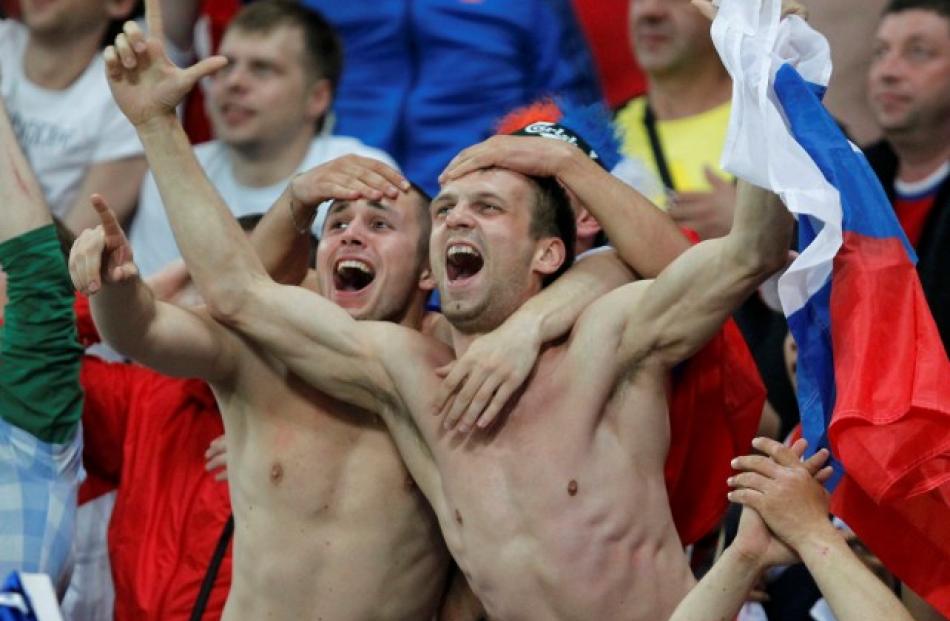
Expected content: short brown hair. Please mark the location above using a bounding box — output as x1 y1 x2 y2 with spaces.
229 1 343 93
528 176 575 286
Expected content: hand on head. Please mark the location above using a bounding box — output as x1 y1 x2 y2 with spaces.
439 135 577 185
290 155 410 208
69 195 138 295
102 0 227 127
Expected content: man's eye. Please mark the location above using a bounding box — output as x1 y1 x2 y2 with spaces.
372 220 391 230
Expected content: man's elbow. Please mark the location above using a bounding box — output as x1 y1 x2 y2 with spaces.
204 276 256 326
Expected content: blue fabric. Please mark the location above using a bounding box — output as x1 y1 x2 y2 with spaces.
303 0 601 194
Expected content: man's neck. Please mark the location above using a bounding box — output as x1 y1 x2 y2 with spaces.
24 30 103 90
889 127 950 183
229 130 316 188
646 61 731 121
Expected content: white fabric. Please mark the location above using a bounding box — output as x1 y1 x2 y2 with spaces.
711 0 841 316
0 20 143 218
129 135 397 277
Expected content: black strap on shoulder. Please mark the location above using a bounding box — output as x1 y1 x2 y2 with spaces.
189 513 234 621
643 102 677 192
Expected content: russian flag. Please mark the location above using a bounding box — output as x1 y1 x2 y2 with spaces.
712 1 950 614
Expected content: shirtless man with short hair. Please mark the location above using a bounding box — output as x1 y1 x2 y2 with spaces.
74 4 695 620
92 1 789 618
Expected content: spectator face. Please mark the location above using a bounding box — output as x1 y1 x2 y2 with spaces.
868 9 950 136
431 169 561 334
208 24 330 151
317 192 431 322
628 0 716 77
19 0 131 38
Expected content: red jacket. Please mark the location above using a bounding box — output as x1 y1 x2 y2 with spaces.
76 296 232 621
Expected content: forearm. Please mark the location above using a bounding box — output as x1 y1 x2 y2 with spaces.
90 275 161 359
797 527 914 621
250 185 316 286
509 250 633 344
726 181 792 273
669 547 764 621
136 113 266 317
0 99 50 241
557 151 690 277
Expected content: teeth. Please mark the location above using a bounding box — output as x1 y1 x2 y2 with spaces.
447 244 479 258
337 259 372 274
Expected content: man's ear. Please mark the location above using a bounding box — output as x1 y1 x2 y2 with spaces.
306 79 333 125
575 207 602 242
418 263 436 292
533 236 566 277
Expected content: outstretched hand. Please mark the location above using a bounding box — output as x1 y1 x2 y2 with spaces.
69 195 138 295
434 316 542 434
103 0 227 127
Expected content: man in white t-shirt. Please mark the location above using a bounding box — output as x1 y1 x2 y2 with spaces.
0 0 146 235
128 1 396 277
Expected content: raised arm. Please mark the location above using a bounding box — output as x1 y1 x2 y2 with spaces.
671 438 832 621
615 181 791 370
728 438 914 621
70 196 237 382
98 1 404 413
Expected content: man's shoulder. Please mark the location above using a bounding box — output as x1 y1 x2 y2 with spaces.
309 134 399 170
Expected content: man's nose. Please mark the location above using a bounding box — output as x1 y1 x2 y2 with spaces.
445 204 475 229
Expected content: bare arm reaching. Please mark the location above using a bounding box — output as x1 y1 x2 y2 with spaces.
729 438 914 621
99 1 404 413
70 196 237 383
670 439 832 621
615 181 792 370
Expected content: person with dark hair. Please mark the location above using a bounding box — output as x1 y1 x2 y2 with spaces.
0 0 146 235
128 0 394 278
98 1 800 618
864 0 950 352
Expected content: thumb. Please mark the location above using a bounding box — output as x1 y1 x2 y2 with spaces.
182 55 228 85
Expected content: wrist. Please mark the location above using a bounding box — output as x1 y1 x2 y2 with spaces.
791 521 842 560
136 112 180 138
723 544 770 579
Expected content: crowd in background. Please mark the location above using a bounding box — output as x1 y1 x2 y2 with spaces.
0 0 948 619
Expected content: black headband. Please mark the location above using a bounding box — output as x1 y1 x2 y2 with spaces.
512 121 605 169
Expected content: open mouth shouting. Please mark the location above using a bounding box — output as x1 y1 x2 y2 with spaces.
445 242 484 285
333 258 376 293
